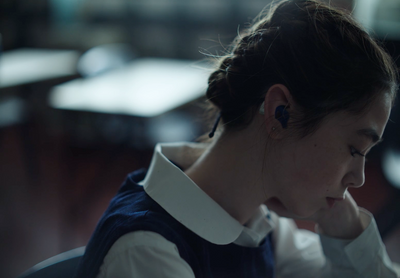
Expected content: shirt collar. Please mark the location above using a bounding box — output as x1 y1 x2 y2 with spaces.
141 142 274 246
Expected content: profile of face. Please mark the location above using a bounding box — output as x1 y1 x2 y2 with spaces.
265 93 392 219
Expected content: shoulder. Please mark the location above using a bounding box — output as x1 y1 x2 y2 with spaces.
97 231 195 278
103 231 180 263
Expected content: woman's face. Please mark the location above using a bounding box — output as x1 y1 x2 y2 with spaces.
265 94 392 218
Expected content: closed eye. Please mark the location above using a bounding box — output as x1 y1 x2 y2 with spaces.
350 146 365 158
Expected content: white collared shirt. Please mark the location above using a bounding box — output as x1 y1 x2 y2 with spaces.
97 142 397 278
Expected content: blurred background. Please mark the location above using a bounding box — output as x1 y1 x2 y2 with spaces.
0 0 399 277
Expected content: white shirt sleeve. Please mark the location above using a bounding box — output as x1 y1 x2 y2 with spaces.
272 208 398 278
96 231 195 278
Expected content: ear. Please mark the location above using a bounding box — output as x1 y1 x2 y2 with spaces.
261 84 293 138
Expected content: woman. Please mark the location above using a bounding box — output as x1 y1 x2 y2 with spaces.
75 0 399 277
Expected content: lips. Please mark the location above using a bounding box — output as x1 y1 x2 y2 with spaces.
326 197 344 208
331 197 345 201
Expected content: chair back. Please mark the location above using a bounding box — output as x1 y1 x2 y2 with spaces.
19 246 85 278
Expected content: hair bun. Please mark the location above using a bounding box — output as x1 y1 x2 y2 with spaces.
206 68 231 111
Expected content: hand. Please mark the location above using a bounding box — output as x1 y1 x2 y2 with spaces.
305 191 364 239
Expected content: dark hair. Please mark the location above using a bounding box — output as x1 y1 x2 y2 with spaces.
204 0 398 138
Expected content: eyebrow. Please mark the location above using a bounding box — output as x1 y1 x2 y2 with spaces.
356 128 383 145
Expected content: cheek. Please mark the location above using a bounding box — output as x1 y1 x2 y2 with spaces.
291 146 345 194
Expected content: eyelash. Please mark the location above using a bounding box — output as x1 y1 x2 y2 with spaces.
350 146 365 158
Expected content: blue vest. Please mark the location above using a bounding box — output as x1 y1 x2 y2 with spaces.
75 168 275 278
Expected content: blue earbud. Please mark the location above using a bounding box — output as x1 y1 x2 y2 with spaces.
275 105 289 128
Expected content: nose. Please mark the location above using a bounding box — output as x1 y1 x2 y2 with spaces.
343 158 365 188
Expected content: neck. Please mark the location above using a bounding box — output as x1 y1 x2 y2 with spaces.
185 122 272 225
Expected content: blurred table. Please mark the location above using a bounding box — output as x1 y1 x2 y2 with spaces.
49 58 210 117
0 48 80 89
0 48 80 126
